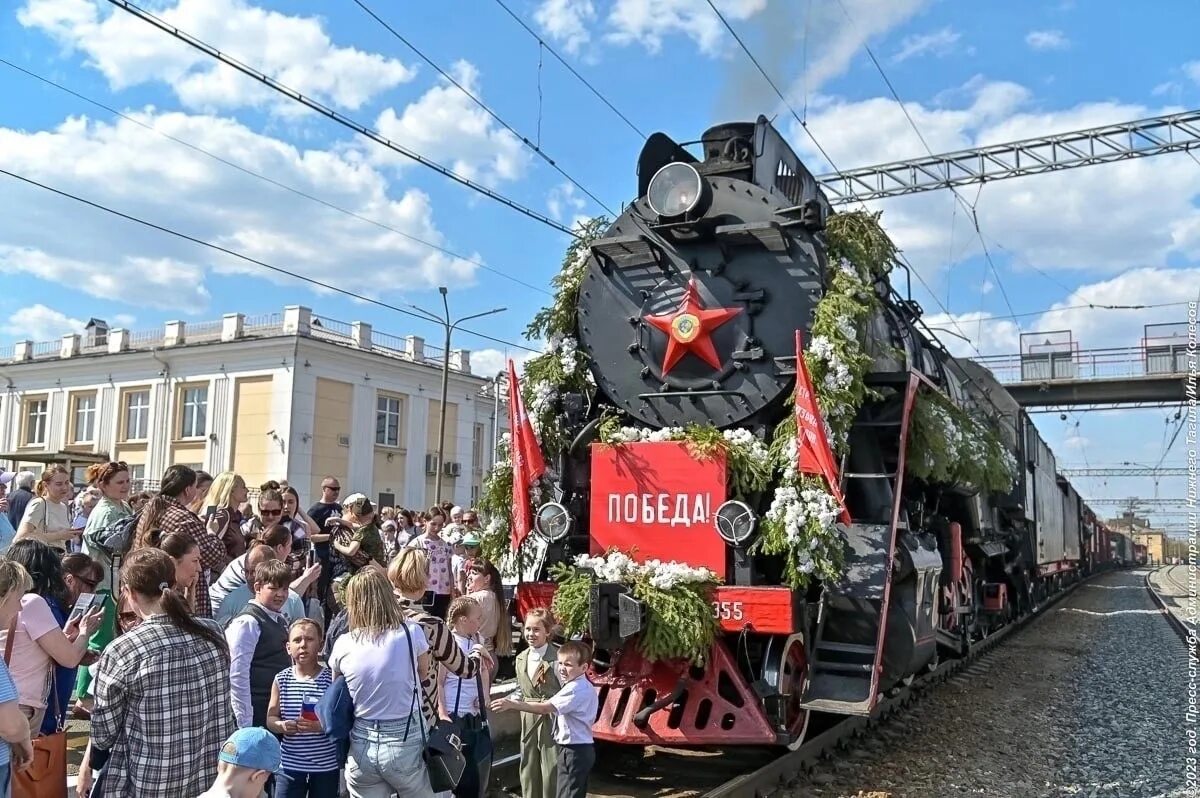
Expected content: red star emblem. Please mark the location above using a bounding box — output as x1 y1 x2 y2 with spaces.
644 278 742 376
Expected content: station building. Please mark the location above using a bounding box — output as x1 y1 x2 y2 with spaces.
0 306 509 510
1106 511 1167 565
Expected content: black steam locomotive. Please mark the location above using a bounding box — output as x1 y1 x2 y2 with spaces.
514 116 1104 748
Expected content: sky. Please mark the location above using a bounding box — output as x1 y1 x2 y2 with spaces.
1 0 1198 529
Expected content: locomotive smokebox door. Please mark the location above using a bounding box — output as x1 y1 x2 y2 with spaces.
589 582 645 650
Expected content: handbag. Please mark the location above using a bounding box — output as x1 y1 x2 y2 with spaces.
315 674 355 767
400 621 465 792
5 619 68 798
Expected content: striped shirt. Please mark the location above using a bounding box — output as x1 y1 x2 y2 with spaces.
274 666 339 773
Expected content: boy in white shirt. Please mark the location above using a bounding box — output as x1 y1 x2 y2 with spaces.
491 641 597 798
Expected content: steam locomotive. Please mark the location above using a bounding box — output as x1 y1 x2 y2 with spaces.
514 116 1121 749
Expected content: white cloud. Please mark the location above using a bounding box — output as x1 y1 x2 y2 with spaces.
547 182 589 230
112 313 136 328
534 0 597 55
605 0 766 55
923 310 1020 357
471 347 539 379
1025 29 1069 50
0 110 483 310
790 81 1200 275
18 0 415 112
980 279 994 295
1185 61 1200 84
923 267 1200 359
0 304 86 342
373 61 531 186
890 27 961 64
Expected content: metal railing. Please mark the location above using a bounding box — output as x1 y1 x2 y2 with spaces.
973 345 1191 384
311 316 353 343
129 328 163 347
31 340 59 358
187 320 223 343
243 312 283 336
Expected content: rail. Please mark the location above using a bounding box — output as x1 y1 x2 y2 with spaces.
972 344 1190 384
242 311 283 335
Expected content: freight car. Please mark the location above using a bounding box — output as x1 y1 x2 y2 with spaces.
505 115 1106 749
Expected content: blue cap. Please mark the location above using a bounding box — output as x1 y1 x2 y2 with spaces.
218 728 281 772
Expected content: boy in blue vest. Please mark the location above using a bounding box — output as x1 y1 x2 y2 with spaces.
225 558 293 728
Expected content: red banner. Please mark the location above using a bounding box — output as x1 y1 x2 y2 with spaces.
794 331 851 524
508 360 547 551
589 441 727 574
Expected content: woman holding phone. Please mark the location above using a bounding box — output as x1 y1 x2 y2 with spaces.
14 466 76 552
0 540 102 734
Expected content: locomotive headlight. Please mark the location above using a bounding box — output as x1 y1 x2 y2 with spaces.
714 500 757 546
647 162 707 218
533 501 573 543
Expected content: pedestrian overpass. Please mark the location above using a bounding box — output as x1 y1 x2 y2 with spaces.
968 323 1192 409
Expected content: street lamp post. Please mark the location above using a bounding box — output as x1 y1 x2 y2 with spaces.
410 287 505 505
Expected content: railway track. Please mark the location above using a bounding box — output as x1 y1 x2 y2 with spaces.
1146 563 1195 643
494 570 1096 798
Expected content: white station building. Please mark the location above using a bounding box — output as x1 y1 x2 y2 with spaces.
0 306 510 510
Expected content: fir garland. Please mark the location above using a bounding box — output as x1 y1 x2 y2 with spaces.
907 394 1017 494
550 551 719 664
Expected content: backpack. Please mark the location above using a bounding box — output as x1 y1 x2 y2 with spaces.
84 511 140 560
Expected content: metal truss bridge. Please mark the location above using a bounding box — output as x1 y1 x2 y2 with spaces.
816 109 1200 204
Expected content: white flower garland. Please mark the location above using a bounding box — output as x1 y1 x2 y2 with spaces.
600 425 774 474
574 551 717 591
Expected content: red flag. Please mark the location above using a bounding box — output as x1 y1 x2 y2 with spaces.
794 331 852 525
507 359 547 550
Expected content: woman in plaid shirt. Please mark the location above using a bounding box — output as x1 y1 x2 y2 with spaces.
89 547 235 797
133 465 225 618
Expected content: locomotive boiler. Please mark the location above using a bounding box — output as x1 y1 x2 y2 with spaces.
510 116 1106 749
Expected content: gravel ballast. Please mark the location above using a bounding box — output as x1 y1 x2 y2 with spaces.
785 568 1190 798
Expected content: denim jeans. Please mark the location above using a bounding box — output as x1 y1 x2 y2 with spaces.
0 762 9 798
345 716 431 798
276 768 340 798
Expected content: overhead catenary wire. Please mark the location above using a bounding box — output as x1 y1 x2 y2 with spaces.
0 58 554 298
103 0 579 238
0 168 539 354
348 0 616 216
830 0 1022 334
490 0 645 140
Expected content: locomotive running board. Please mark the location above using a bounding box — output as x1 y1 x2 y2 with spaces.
799 371 926 716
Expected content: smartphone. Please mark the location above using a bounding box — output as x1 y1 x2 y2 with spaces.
306 548 317 567
69 592 102 622
204 504 218 520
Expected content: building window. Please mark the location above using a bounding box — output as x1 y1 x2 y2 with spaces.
124 390 150 441
470 484 480 504
375 395 402 447
73 394 97 443
180 386 208 438
24 398 47 445
129 464 146 490
472 423 485 472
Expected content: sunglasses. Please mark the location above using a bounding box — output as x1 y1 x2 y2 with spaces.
323 485 341 493
72 575 100 590
260 508 283 518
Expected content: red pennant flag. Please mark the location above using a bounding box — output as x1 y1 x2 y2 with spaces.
507 360 547 550
794 331 852 525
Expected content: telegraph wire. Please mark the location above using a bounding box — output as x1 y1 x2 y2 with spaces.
0 168 540 354
104 0 578 238
490 0 645 139
348 0 616 216
831 0 1021 334
0 58 554 298
952 300 1192 326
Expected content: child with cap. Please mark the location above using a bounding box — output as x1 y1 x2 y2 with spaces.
197 727 281 798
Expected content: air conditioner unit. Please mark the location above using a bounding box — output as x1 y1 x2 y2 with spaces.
337 434 350 447
425 454 439 476
443 461 462 477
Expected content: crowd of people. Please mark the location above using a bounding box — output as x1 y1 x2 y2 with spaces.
0 463 597 798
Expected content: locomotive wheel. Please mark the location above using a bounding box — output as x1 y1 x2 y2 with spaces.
781 637 812 749
763 634 811 750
